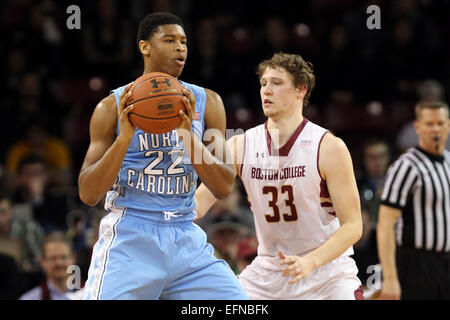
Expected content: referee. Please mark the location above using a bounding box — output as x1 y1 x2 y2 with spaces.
377 101 450 300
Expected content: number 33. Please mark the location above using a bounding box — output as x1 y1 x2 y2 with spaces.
263 185 298 223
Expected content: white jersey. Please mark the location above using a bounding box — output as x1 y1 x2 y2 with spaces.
241 119 354 257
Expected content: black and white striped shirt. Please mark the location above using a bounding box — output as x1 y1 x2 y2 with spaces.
381 147 450 253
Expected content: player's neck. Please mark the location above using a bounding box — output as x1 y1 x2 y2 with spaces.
142 62 180 79
267 113 304 149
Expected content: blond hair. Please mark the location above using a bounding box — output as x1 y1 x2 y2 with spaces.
257 52 316 106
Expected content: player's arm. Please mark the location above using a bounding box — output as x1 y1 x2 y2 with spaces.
280 133 362 283
178 88 235 199
78 85 135 206
195 134 245 219
377 204 402 300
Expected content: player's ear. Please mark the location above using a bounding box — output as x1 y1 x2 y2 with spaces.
296 84 307 100
139 40 151 56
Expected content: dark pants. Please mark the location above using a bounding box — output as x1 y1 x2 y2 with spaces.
396 246 450 300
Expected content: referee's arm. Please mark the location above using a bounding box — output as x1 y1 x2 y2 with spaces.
377 205 402 300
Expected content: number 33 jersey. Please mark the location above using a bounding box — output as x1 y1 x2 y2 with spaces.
106 80 206 215
241 119 354 257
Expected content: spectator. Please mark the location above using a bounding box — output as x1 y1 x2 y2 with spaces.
81 0 134 87
317 24 357 106
385 17 424 101
206 215 250 274
11 155 71 232
65 206 106 282
0 191 45 272
183 17 228 92
19 231 80 300
196 179 254 232
356 137 392 222
259 17 295 59
0 73 54 158
5 120 73 187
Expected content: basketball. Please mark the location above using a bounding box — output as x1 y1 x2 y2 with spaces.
127 72 186 134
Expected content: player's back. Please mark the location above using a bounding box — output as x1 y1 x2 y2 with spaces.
241 119 354 257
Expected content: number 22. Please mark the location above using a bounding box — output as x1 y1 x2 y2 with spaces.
144 150 185 175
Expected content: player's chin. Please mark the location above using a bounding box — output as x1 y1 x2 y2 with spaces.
169 63 185 78
262 107 276 117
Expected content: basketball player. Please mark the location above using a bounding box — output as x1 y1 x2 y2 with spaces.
195 53 363 299
78 12 248 299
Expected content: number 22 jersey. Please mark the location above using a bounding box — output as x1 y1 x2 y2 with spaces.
105 80 206 216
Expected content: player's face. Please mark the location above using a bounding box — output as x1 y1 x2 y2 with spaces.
414 108 449 154
147 24 188 78
259 67 303 119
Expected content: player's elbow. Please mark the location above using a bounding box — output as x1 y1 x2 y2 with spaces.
78 182 100 207
352 220 363 244
355 224 363 244
343 219 363 245
78 190 100 207
211 184 233 200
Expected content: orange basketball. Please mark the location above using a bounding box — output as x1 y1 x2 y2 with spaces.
127 72 185 134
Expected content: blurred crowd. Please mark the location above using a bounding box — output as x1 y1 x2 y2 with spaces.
1 0 450 299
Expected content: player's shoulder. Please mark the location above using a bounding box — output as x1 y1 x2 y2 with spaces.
90 94 118 128
245 123 265 136
204 88 223 105
180 80 208 97
97 93 116 111
319 131 349 160
228 132 245 145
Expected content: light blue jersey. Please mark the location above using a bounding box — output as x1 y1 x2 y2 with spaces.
107 80 206 218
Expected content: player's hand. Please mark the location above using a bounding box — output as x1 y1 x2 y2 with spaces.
177 87 196 134
379 278 401 300
279 250 316 284
117 83 136 142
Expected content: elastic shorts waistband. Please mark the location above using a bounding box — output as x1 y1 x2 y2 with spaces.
109 207 197 225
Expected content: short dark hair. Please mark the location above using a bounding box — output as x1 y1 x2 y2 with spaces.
136 12 184 47
415 100 449 119
257 52 316 106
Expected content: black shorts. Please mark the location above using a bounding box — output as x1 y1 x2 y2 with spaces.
396 246 450 300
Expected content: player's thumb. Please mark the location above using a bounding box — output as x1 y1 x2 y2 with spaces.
123 104 134 115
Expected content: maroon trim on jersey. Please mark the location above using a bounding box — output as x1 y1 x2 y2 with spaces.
354 285 364 300
316 130 330 181
320 180 331 198
265 118 309 156
321 202 333 208
320 180 336 217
